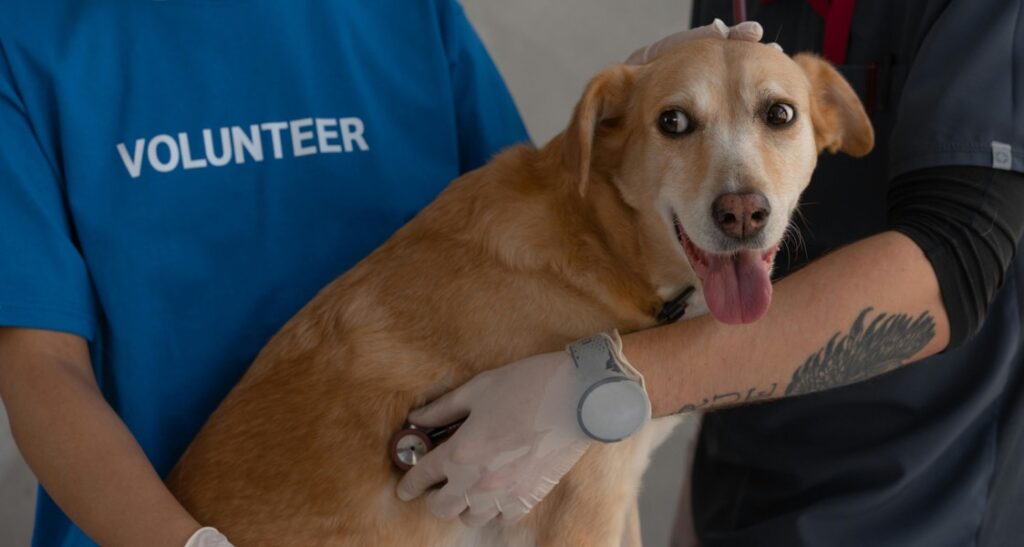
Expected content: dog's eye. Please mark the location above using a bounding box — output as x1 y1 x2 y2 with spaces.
766 103 795 126
658 109 691 136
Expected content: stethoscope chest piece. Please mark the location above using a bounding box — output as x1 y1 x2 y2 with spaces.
390 419 465 471
390 425 433 471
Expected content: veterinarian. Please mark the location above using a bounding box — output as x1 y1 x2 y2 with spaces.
398 2 1024 545
0 2 534 546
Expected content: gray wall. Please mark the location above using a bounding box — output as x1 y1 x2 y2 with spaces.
1 405 35 546
462 0 693 145
0 2 696 545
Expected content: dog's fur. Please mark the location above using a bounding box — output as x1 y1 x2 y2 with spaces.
167 40 873 546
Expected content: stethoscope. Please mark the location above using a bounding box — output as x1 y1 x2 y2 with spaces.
389 419 465 471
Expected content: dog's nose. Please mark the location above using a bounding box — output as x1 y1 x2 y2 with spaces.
712 192 771 240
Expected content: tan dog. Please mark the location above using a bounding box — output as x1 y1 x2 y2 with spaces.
167 39 872 546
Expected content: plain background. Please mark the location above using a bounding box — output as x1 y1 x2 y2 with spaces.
0 1 698 545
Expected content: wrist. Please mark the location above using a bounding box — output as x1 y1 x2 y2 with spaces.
566 331 651 442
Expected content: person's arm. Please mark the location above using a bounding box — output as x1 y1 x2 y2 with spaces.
631 230 946 416
0 328 201 547
633 163 1024 416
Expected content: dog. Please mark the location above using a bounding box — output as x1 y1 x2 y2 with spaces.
167 38 873 546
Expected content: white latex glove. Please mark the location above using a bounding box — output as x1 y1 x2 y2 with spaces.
396 332 647 527
625 17 779 65
184 527 233 547
396 350 589 526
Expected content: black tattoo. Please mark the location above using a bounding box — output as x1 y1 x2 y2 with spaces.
674 308 935 414
677 382 778 414
785 307 935 396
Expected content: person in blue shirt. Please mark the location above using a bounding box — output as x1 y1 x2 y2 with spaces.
0 1 529 545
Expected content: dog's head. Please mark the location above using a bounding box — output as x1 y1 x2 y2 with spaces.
562 39 873 324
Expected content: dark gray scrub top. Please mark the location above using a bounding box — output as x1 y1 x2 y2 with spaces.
687 1 1024 546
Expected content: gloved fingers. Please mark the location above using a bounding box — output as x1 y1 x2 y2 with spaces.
460 499 501 528
684 17 731 40
426 485 470 520
496 493 536 523
727 20 764 42
625 18 729 64
767 42 783 52
627 19 776 65
396 446 449 501
408 378 482 428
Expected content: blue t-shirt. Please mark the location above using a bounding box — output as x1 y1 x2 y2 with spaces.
0 1 528 545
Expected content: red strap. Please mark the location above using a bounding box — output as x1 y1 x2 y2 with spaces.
757 1 857 65
806 0 829 18
822 0 856 65
733 0 748 23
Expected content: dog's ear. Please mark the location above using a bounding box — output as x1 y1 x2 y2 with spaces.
562 65 637 195
794 53 874 157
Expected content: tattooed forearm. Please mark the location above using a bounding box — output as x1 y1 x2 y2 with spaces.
785 307 935 396
674 307 935 414
677 383 778 414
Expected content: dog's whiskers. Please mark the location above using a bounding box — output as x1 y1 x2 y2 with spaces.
781 218 807 263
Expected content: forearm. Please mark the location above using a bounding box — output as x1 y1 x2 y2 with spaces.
0 330 199 547
624 231 950 417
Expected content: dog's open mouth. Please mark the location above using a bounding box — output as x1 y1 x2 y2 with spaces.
673 214 778 325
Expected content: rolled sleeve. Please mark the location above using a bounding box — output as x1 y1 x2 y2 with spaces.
0 43 97 340
889 0 1024 177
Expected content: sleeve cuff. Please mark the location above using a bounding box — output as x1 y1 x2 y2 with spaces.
890 145 1024 180
0 302 97 341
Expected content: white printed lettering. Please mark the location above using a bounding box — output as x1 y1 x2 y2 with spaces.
316 118 341 153
290 118 316 157
116 139 146 179
203 128 232 167
261 122 288 159
117 115 369 178
340 117 369 152
232 124 264 164
178 132 208 170
147 134 180 173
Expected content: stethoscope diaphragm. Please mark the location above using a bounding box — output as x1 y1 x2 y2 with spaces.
390 426 432 470
389 419 466 471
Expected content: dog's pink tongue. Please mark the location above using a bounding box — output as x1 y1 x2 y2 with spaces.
703 250 772 324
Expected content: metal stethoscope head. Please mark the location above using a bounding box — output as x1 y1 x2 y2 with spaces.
389 419 465 471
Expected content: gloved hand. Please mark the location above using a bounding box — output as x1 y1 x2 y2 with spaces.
396 332 648 527
184 527 233 547
625 17 776 65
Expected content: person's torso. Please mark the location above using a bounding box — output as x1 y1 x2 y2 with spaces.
0 2 524 545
